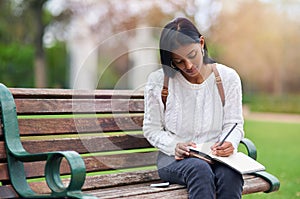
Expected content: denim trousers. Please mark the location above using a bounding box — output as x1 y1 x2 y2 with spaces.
158 157 244 199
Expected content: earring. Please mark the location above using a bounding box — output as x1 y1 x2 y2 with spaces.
170 61 177 69
201 48 205 57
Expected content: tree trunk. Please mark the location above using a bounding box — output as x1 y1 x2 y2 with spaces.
31 0 47 88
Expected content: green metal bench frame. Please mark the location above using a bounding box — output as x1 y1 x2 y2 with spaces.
0 84 96 199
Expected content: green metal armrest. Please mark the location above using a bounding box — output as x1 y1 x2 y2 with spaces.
240 138 257 160
253 171 280 193
240 138 280 193
0 84 96 199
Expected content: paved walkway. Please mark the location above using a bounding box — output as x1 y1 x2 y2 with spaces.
243 106 300 123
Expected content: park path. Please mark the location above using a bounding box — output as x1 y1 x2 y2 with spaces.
243 106 300 123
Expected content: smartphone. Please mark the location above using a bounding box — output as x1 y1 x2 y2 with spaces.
150 182 170 188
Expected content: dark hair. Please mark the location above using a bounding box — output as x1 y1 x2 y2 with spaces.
159 17 215 77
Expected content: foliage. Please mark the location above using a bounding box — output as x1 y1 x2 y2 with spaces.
45 42 68 88
210 1 300 95
0 42 68 88
241 120 300 199
0 43 34 87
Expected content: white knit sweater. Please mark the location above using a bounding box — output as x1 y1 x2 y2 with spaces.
143 63 244 157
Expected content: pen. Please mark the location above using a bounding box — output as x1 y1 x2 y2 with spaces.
218 123 238 146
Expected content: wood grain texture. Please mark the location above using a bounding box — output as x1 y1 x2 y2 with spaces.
0 134 152 160
10 88 144 99
87 182 187 199
26 172 271 198
22 134 151 153
16 115 143 135
0 185 18 199
14 99 144 114
0 151 157 180
242 175 271 194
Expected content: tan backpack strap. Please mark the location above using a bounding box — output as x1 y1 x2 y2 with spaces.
212 64 225 107
161 75 169 110
161 64 225 109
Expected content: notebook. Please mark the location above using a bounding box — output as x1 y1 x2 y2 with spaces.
189 142 266 174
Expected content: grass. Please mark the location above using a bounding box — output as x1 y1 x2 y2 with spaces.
243 94 300 114
241 120 300 198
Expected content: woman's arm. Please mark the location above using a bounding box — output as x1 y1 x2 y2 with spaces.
219 67 245 151
143 71 180 156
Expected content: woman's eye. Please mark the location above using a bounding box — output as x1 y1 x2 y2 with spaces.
188 51 197 59
173 60 183 64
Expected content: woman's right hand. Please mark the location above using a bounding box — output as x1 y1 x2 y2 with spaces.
175 142 196 160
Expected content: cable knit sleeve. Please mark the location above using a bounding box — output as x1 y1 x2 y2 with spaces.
143 70 179 156
218 65 245 150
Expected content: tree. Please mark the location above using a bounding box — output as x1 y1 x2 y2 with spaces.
210 0 300 94
0 0 49 87
29 0 48 88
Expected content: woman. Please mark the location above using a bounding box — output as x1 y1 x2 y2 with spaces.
143 17 244 198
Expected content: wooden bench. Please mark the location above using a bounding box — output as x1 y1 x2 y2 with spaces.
0 83 280 198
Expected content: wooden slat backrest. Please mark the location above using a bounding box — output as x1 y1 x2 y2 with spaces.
10 88 144 114
0 88 157 187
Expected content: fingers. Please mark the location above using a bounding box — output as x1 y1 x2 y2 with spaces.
175 143 189 159
211 141 234 157
175 142 196 160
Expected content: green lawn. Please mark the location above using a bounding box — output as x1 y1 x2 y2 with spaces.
243 94 300 114
241 120 300 199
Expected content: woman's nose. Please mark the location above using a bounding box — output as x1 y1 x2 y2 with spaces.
184 59 193 69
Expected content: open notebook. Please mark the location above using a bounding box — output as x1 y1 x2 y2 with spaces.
189 142 266 174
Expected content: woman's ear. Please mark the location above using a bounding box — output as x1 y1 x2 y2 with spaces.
199 36 205 48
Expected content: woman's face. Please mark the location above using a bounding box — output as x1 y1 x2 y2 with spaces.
171 37 205 79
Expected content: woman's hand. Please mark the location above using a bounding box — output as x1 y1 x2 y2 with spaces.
175 142 196 160
211 141 234 157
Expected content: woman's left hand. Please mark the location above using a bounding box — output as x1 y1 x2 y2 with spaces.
211 141 234 157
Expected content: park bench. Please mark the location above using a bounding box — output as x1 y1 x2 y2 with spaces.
0 83 280 198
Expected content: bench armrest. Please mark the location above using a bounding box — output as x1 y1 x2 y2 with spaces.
0 83 96 199
240 138 257 160
8 151 90 198
240 138 280 192
253 171 280 193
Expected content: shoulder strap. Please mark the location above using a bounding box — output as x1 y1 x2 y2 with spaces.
161 75 169 111
212 64 225 107
161 64 225 110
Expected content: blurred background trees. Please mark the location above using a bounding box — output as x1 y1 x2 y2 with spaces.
0 0 299 96
0 0 68 87
209 0 300 95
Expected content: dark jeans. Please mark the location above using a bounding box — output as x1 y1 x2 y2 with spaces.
158 157 244 199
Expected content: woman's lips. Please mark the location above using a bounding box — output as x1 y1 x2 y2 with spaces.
185 66 198 75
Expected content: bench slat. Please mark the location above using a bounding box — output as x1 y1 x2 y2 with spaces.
14 99 144 114
0 152 157 180
110 189 188 199
0 170 274 199
0 135 152 160
15 116 143 135
0 185 18 199
22 135 150 153
88 182 187 199
28 170 160 194
243 176 271 194
10 88 144 99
